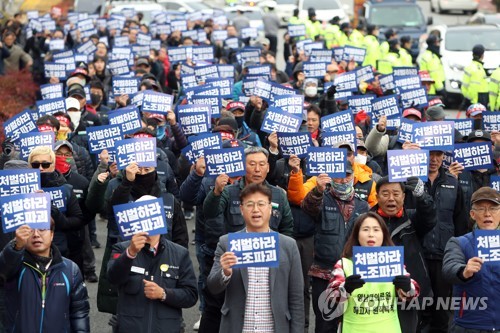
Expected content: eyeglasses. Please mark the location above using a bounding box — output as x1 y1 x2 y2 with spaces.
242 201 270 210
31 162 52 169
55 152 73 158
472 206 500 214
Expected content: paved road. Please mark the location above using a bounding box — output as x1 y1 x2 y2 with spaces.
86 2 479 332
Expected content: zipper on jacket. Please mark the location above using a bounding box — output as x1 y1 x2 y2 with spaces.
39 272 47 333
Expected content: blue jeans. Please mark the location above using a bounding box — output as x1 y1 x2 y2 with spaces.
196 241 206 313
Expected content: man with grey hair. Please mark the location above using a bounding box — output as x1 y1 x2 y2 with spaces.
203 146 294 237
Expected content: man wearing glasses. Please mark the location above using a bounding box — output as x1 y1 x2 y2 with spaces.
207 183 304 333
28 146 85 274
443 187 500 333
0 221 90 332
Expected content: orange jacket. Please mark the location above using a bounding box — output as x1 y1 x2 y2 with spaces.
286 163 377 207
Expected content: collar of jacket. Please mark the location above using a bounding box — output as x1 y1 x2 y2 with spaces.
23 243 64 271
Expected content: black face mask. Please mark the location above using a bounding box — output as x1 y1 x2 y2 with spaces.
90 93 102 106
131 171 158 198
235 116 244 128
40 171 58 186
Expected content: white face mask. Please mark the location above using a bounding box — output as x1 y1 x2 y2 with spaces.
305 86 317 97
354 154 367 165
67 111 81 129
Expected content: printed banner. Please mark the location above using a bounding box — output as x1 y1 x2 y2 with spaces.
0 169 41 197
394 75 421 91
399 87 428 109
43 186 68 212
141 91 174 113
3 110 37 142
309 49 333 63
453 142 493 171
321 110 355 132
353 246 405 283
334 72 358 92
190 96 222 118
482 111 500 131
108 107 142 135
272 95 304 115
260 107 302 134
306 147 347 178
108 59 130 76
0 193 51 232
355 65 375 84
397 118 416 143
87 125 123 154
288 24 306 37
348 94 376 114
371 95 401 119
412 121 455 151
252 79 296 103
40 83 64 100
393 67 419 77
228 232 279 268
379 74 395 93
44 62 67 79
19 132 54 160
491 175 500 191
277 132 312 158
204 147 246 177
36 97 66 116
475 230 500 264
303 62 328 78
181 133 222 164
454 119 474 138
112 77 140 96
113 197 167 239
321 130 356 149
343 46 366 64
178 112 211 136
387 149 429 182
115 137 157 170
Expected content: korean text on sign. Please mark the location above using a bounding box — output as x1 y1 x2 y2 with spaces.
353 246 404 283
43 186 67 212
306 147 347 178
475 230 500 264
278 133 312 158
260 107 302 134
204 147 246 178
412 121 455 151
19 132 54 160
178 112 211 136
272 95 304 115
321 131 356 149
491 175 500 191
4 110 37 142
108 107 142 135
321 110 355 132
115 137 157 170
397 119 415 143
371 95 400 119
228 232 280 268
181 133 222 164
113 197 167 239
87 125 123 153
387 149 429 182
0 192 51 232
453 142 493 171
0 169 41 197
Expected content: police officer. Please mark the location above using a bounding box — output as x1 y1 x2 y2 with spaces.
363 24 380 68
324 16 341 49
399 35 413 66
379 28 397 59
461 44 489 110
489 65 500 111
378 38 401 75
419 35 445 97
301 165 370 333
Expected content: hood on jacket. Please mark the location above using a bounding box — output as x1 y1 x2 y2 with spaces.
353 162 373 185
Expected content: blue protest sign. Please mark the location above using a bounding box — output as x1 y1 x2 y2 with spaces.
348 94 376 114
321 110 355 132
43 186 68 212
309 49 333 63
355 65 375 84
228 232 280 269
204 147 246 177
399 87 428 109
333 47 344 62
442 151 454 170
178 104 211 116
3 110 37 142
371 95 401 119
393 67 419 77
190 96 222 118
44 62 67 79
334 72 358 92
205 78 234 98
181 74 197 90
224 37 240 50
108 107 142 135
342 46 366 64
278 132 312 158
0 169 41 197
397 118 416 143
272 95 304 115
40 83 63 100
49 39 65 51
413 121 455 151
108 59 130 76
168 47 187 63
253 79 296 103
372 115 401 131
194 64 219 83
137 32 152 46
321 131 357 149
454 119 474 138
491 175 500 191
353 246 405 283
217 64 235 79
19 132 54 160
192 45 215 62
87 125 123 153
260 107 302 134
112 77 140 96
0 192 51 232
115 137 157 170
288 24 306 38
236 48 261 65
141 91 174 113
76 40 97 55
475 230 500 264
304 42 324 56
178 112 211 136
306 147 347 177
241 27 258 39
482 111 500 131
394 75 421 91
113 197 167 239
212 30 228 41
379 74 395 92
387 149 429 182
453 142 493 171
171 20 188 32
242 78 259 96
182 133 223 163
303 62 328 78
36 97 66 116
131 44 150 57
247 64 271 77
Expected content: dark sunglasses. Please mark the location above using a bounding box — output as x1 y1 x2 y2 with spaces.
31 162 52 169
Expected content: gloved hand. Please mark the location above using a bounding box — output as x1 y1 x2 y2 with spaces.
1 137 15 157
405 177 425 197
326 84 337 99
344 274 365 294
393 275 411 292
